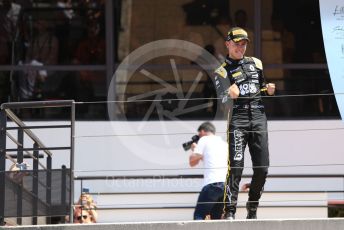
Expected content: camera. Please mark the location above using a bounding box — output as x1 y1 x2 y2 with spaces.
16 162 28 171
182 135 200 151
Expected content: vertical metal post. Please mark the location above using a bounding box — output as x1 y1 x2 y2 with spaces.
61 164 67 223
81 179 83 197
17 128 23 225
105 0 115 87
46 155 52 224
254 0 262 58
32 143 39 225
69 102 75 223
0 110 7 226
113 0 122 62
17 129 23 163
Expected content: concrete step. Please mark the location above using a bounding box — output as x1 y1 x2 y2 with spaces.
96 206 327 223
94 191 328 208
91 191 328 222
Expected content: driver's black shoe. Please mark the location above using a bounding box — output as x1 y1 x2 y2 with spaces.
246 203 257 219
224 212 235 220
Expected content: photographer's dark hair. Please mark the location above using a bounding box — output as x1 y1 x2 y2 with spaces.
198 122 216 134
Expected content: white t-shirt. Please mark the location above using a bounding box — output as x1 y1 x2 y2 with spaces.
194 135 228 186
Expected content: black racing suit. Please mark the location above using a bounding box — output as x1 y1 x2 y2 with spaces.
214 56 270 216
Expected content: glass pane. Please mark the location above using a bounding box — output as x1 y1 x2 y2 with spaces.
0 70 107 120
264 68 339 119
229 0 255 56
261 0 326 64
0 0 105 65
114 57 228 121
126 0 236 58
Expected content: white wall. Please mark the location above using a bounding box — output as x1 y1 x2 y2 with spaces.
5 119 344 197
73 119 344 176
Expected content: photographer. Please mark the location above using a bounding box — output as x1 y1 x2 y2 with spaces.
188 122 228 220
74 190 97 223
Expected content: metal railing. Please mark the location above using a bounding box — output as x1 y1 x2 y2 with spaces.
0 100 75 226
74 174 344 211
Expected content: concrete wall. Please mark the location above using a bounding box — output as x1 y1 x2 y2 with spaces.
3 219 344 230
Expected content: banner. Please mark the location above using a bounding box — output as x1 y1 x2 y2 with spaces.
319 0 344 120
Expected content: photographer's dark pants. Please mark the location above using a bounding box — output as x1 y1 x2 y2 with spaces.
223 109 269 215
194 182 224 220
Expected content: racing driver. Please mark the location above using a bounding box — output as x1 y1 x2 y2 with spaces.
214 27 276 220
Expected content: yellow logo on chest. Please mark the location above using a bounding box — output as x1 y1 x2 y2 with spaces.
215 66 228 78
232 72 242 78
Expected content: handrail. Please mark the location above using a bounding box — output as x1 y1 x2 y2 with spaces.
5 155 16 164
86 190 344 196
74 174 204 180
4 109 53 157
6 125 72 130
6 131 46 169
2 100 74 157
6 132 47 169
6 131 23 147
1 100 74 109
74 174 344 180
0 63 328 72
92 204 328 211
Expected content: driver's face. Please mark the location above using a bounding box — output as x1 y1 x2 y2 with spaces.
226 40 248 60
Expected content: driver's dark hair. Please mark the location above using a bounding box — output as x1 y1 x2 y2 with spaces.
198 122 216 134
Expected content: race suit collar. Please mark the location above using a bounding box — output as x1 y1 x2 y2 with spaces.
225 55 245 65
